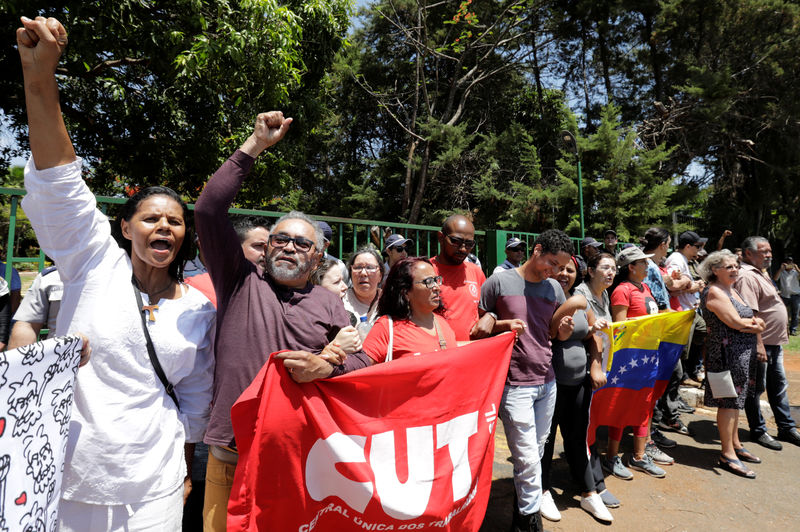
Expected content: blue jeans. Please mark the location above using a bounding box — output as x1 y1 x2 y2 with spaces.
745 345 797 436
499 381 557 516
782 294 800 333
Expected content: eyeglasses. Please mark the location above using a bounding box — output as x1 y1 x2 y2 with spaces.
390 246 409 253
717 264 740 271
352 265 380 273
415 275 443 289
445 235 476 250
269 234 315 252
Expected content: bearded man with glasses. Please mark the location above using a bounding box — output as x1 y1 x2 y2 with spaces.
430 214 492 341
194 112 372 531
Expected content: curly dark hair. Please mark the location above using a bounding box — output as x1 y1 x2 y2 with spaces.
111 186 193 281
534 229 574 257
377 257 444 320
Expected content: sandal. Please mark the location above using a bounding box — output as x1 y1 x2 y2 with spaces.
719 455 756 479
735 446 761 464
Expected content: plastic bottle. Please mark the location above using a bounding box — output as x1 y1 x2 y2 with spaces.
356 316 370 341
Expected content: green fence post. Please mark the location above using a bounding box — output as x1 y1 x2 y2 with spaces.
6 196 18 282
485 230 499 273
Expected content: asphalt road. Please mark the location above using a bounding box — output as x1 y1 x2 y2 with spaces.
480 351 800 531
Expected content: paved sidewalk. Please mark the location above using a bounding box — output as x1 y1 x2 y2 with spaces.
481 350 800 531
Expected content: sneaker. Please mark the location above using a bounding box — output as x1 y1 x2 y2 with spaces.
598 489 620 508
539 490 561 522
580 493 614 523
601 455 633 480
646 441 675 465
676 397 696 413
658 418 691 435
628 453 666 478
651 428 677 449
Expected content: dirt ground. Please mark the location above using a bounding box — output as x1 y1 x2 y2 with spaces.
480 350 800 531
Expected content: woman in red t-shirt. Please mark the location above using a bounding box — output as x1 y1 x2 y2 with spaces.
363 257 457 363
604 247 667 480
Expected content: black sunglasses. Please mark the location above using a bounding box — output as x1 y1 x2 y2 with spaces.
445 234 476 250
390 245 409 253
269 234 315 252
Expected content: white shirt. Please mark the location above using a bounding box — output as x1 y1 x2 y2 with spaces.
23 157 216 505
778 268 800 297
665 251 697 310
13 267 63 337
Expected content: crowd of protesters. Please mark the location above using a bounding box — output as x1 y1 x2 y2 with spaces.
9 15 800 532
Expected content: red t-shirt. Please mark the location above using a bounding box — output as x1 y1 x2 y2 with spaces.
363 315 458 363
185 272 217 308
431 257 486 341
610 281 658 318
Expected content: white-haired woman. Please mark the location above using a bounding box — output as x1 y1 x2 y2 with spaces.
699 250 765 478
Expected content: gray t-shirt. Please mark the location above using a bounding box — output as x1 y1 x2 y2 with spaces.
552 308 590 386
479 269 566 385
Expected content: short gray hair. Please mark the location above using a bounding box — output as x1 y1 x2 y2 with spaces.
269 211 325 251
697 249 737 282
741 236 768 255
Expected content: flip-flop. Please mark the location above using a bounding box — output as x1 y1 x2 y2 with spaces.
719 455 756 479
735 447 761 464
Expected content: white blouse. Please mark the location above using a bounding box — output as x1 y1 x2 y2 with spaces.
23 157 215 505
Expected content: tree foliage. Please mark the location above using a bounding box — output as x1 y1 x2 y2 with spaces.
0 0 352 201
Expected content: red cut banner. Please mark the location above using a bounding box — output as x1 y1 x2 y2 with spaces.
227 333 515 532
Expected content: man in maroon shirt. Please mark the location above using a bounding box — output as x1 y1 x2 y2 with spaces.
194 112 371 530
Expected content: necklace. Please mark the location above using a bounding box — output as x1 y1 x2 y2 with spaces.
135 277 174 300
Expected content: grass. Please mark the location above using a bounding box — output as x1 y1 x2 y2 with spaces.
786 333 800 355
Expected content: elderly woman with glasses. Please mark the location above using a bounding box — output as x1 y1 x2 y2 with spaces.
699 250 766 478
343 247 385 331
362 257 457 362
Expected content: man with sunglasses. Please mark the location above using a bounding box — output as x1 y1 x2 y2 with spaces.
493 237 527 275
194 112 372 531
430 214 489 341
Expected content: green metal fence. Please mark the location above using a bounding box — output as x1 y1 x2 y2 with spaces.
1 186 491 276
2 187 608 281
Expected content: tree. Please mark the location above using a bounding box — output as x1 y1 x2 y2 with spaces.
556 104 678 240
344 0 552 224
0 0 352 200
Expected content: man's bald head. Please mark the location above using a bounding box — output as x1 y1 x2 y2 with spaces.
437 214 476 265
442 214 474 235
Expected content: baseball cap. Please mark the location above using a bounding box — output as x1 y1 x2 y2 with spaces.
604 229 617 238
616 247 654 267
581 237 602 249
678 230 708 248
506 237 526 249
317 221 333 242
384 234 413 251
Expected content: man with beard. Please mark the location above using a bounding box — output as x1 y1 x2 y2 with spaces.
430 214 491 341
194 112 371 531
735 236 800 450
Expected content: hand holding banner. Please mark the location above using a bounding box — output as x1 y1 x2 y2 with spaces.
227 333 515 531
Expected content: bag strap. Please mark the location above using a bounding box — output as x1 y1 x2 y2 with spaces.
387 316 394 362
433 316 448 350
132 277 180 409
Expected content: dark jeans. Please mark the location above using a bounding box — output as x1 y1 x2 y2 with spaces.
745 345 797 436
654 360 683 424
542 376 605 494
782 294 800 333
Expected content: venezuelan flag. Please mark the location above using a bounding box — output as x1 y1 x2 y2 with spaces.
587 310 695 446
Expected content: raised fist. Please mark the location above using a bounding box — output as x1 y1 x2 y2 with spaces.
17 16 67 77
